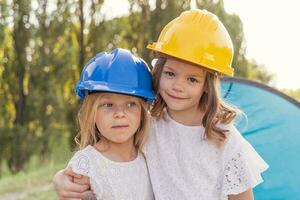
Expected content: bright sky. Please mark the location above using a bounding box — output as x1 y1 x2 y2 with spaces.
223 0 300 89
102 0 300 89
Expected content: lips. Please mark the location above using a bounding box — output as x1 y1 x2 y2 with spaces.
166 93 187 100
111 125 129 129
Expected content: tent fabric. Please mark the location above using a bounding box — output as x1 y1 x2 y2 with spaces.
221 77 300 200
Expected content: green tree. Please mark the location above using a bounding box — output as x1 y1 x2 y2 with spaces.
8 0 31 173
0 0 280 175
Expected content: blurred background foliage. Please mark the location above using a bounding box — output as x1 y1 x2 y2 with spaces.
0 0 299 180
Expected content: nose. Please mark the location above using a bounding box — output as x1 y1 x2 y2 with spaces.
113 106 126 118
172 77 185 92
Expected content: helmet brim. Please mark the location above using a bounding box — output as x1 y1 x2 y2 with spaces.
76 81 155 103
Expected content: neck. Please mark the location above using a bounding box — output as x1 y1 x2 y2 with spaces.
95 138 137 162
167 107 204 126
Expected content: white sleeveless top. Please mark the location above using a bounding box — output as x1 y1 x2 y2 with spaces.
68 145 154 200
144 113 269 200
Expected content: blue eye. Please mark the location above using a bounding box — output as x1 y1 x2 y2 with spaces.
163 71 175 77
127 102 137 108
102 103 113 108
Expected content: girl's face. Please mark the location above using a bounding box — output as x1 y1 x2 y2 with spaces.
95 93 142 145
159 58 206 114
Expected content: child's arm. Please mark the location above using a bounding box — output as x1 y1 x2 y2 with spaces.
228 188 254 200
53 167 90 199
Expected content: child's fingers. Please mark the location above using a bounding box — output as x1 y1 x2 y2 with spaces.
66 182 90 193
64 167 82 179
59 190 84 199
73 175 90 185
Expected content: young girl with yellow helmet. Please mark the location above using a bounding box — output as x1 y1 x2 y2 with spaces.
145 9 268 199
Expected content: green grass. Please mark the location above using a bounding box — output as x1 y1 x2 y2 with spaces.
23 188 57 200
0 137 73 199
0 162 65 199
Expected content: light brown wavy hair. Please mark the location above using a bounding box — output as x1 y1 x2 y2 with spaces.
151 56 239 147
75 93 150 151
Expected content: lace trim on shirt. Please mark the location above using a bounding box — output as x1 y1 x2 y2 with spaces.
70 154 90 176
222 148 267 195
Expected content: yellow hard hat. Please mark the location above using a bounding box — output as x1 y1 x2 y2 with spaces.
147 9 234 76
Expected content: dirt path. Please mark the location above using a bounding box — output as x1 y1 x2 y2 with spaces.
0 183 53 200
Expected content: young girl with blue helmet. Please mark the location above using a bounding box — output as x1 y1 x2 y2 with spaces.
64 48 155 200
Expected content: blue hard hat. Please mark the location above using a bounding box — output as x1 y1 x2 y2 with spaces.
75 48 155 102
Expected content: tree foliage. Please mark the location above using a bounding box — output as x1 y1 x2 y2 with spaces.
0 0 277 174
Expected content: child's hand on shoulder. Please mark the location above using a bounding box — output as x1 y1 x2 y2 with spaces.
73 173 90 185
53 167 91 200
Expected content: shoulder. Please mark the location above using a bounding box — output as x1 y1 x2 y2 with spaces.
215 123 247 159
143 116 156 153
150 114 173 131
143 116 167 153
149 115 173 139
221 123 245 148
68 146 95 176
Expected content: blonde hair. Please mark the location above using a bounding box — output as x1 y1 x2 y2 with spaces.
75 93 150 151
151 57 239 147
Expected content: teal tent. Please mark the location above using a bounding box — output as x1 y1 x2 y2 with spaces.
221 77 300 200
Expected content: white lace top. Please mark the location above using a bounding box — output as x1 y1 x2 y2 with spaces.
144 113 269 200
68 145 154 200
